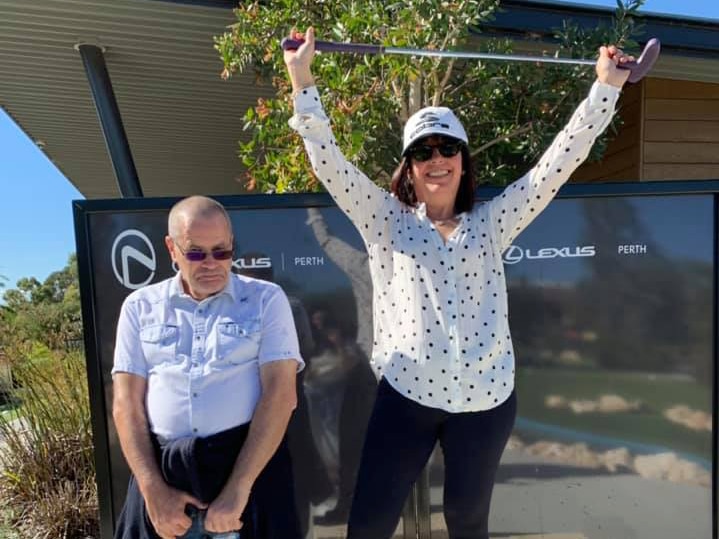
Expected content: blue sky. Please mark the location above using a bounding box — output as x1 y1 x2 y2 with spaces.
0 109 82 289
0 0 717 291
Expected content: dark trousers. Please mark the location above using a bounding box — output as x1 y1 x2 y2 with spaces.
347 378 516 539
114 424 301 539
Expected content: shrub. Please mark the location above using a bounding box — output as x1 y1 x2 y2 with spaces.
0 348 98 538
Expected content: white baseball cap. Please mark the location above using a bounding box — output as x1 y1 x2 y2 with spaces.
402 106 468 155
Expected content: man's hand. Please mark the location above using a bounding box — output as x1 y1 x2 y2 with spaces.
204 484 251 534
112 373 206 538
596 45 635 88
204 358 298 533
144 482 206 539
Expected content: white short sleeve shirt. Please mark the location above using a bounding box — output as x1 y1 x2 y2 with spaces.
112 272 304 440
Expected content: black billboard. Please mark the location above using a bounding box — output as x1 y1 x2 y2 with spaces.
74 181 717 539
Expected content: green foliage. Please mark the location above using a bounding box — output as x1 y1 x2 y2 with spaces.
1 254 82 352
0 257 96 537
0 349 98 538
216 0 645 192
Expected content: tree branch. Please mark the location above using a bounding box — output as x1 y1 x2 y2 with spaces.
432 29 461 105
471 122 534 157
392 79 409 124
409 76 422 116
433 58 456 106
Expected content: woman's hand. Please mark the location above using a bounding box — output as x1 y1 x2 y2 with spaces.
596 45 635 88
284 27 316 93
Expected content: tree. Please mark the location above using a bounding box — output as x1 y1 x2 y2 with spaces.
215 0 644 193
0 254 82 351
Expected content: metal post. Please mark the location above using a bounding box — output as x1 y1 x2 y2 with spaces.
402 485 420 539
416 467 432 538
75 43 143 198
73 202 115 539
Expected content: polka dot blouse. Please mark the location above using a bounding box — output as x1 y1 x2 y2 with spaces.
289 81 620 413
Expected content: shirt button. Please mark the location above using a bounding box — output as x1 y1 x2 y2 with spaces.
193 428 198 433
195 335 200 340
193 392 198 398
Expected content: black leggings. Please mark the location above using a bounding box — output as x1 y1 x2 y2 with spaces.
347 378 516 539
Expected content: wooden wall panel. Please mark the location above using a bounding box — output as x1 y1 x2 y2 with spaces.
644 142 719 163
640 78 719 181
643 164 719 180
644 79 719 100
606 123 640 154
573 146 640 181
645 120 719 142
644 99 719 121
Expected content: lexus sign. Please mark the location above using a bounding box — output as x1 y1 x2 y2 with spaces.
503 244 596 265
111 229 157 289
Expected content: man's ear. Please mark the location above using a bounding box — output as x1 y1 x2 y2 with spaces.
164 235 176 262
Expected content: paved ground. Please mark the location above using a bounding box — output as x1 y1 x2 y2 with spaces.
480 450 711 539
310 448 712 539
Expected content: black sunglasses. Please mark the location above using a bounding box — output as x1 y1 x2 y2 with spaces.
406 141 463 162
175 243 234 262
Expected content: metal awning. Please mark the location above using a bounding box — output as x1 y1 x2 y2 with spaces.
1 0 717 199
0 0 264 198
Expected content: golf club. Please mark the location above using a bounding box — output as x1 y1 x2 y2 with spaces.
281 37 661 83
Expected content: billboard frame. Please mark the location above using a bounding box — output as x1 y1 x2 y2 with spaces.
74 179 719 539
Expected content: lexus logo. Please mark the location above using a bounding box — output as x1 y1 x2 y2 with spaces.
503 245 596 265
111 229 157 289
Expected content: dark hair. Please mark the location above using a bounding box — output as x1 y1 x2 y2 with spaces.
390 144 476 214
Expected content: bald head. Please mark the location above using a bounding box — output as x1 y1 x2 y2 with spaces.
165 196 234 300
168 196 232 240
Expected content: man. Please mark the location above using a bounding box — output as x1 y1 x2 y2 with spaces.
112 195 303 539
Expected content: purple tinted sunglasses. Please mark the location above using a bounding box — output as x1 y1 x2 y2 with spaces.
175 243 234 262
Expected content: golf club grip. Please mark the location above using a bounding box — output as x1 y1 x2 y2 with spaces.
281 38 383 55
618 38 661 83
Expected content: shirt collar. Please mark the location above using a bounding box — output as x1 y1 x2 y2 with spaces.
413 202 465 223
415 202 428 220
168 272 236 302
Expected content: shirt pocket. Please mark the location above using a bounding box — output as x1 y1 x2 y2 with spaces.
215 320 261 366
139 324 179 366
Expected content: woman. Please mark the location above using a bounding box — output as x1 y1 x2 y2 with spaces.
285 27 632 539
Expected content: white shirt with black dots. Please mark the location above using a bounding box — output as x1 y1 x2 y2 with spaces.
290 81 620 413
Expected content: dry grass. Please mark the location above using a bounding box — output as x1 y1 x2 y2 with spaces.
0 350 98 538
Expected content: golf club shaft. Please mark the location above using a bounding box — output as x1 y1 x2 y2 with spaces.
384 46 595 66
281 37 661 82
